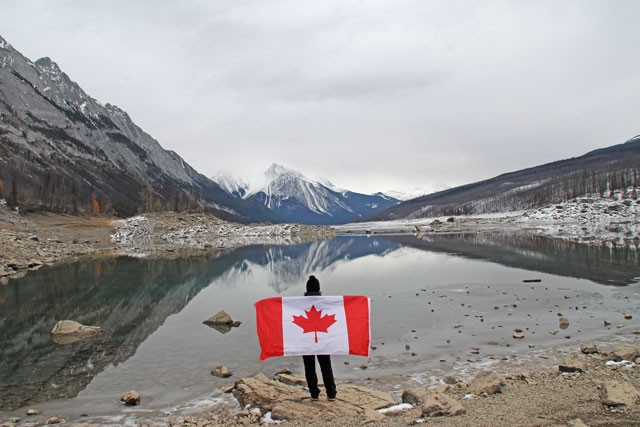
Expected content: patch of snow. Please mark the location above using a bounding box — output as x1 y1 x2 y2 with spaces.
262 412 281 424
377 403 413 413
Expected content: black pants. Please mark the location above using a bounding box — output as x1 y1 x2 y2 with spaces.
302 355 336 399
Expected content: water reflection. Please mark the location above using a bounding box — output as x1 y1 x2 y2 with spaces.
0 237 398 410
387 233 640 286
0 233 638 411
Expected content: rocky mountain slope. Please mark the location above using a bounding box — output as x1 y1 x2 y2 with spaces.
213 164 400 225
369 136 640 221
0 35 276 222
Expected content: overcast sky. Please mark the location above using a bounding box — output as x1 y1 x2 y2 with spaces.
3 1 639 195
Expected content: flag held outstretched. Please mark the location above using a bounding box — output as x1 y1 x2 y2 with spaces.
255 296 370 361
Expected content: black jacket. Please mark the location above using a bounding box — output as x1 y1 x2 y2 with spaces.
304 291 321 296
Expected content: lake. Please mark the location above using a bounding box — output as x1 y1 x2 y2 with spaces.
1 233 639 423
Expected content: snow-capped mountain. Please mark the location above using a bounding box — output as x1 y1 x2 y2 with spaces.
213 164 400 225
0 35 276 222
211 171 250 198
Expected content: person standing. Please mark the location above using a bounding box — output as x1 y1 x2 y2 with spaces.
302 275 337 401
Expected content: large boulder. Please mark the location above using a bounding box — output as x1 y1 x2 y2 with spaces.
232 373 395 421
50 320 103 345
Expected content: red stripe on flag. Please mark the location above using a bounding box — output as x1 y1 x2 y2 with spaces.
343 296 370 356
255 297 284 361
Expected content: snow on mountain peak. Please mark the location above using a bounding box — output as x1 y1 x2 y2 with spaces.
265 163 305 183
35 57 60 73
212 170 249 197
0 35 10 50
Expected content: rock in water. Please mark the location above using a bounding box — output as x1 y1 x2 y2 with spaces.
50 320 103 345
211 366 233 378
559 317 570 329
203 310 242 333
120 390 141 406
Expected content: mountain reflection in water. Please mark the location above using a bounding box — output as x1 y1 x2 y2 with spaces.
0 237 397 410
388 233 640 286
0 233 637 411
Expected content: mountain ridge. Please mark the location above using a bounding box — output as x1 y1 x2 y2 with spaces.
0 35 278 222
212 163 401 225
367 136 640 221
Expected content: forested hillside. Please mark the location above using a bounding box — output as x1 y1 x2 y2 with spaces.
368 136 640 220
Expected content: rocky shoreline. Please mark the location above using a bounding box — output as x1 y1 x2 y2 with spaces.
5 341 637 427
0 210 335 282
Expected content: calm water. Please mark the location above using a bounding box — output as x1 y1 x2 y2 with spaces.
1 233 639 421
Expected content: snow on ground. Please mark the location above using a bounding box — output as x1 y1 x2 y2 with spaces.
335 191 639 249
111 212 334 254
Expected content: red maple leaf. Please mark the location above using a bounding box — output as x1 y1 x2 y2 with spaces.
292 305 337 343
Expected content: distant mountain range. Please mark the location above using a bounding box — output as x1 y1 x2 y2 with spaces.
212 164 400 225
0 35 277 222
368 135 640 221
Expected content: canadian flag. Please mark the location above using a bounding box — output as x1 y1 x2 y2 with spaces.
255 296 370 361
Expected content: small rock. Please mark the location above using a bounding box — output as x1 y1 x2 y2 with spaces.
559 353 586 373
211 366 232 378
567 418 590 427
443 376 458 385
513 329 524 339
604 320 611 326
26 409 41 416
360 364 368 370
120 390 141 406
609 344 639 362
46 416 62 424
559 317 570 329
421 392 466 417
402 388 427 406
203 310 239 325
580 343 598 354
29 235 39 241
623 313 633 320
466 371 505 395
